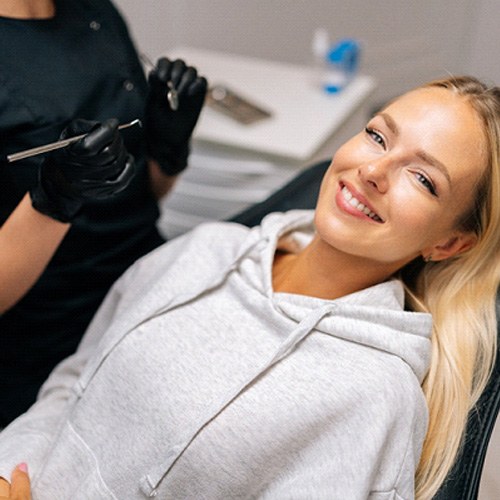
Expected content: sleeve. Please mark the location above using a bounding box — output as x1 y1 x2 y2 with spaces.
0 230 195 480
0 268 129 481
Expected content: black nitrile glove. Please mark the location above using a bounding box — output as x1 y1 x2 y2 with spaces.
145 57 208 176
30 118 135 222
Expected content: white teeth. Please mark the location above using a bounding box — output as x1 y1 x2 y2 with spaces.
341 186 383 222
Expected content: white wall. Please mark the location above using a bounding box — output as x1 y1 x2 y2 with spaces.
114 0 498 109
464 0 500 86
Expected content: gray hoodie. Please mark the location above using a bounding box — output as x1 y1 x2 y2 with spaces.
0 211 432 500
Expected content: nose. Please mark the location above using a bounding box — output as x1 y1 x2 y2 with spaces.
358 157 391 193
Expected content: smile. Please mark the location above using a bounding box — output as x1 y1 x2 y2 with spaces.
341 185 384 222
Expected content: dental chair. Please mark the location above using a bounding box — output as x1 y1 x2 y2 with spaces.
231 159 500 500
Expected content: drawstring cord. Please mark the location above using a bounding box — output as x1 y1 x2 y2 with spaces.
143 303 336 497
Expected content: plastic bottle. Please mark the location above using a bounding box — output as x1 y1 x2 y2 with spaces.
323 38 360 93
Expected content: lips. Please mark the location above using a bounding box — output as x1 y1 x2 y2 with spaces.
340 183 384 223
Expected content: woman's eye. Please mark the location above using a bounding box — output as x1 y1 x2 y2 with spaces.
415 172 437 196
365 127 385 147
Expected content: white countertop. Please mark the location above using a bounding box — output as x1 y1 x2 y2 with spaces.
167 47 376 162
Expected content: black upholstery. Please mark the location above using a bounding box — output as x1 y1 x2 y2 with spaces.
231 159 500 500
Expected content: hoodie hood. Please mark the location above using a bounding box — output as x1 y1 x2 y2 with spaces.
238 210 432 383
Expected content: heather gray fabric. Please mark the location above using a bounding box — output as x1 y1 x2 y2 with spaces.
0 210 432 499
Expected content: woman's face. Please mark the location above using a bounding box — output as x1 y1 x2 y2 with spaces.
315 87 487 267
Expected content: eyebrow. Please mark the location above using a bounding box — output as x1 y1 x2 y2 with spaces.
415 150 452 185
378 112 399 135
377 112 452 185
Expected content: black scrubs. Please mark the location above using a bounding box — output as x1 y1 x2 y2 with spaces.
0 0 164 425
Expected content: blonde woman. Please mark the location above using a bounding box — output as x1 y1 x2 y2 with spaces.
0 76 498 500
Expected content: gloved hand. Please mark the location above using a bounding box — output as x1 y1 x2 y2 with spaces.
144 57 208 176
30 118 135 222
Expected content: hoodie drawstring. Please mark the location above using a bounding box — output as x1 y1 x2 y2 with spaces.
141 303 336 497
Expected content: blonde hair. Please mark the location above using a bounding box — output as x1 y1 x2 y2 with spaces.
399 76 500 498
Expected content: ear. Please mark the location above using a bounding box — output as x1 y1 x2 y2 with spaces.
423 232 478 262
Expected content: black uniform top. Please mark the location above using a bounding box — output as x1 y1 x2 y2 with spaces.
0 0 164 424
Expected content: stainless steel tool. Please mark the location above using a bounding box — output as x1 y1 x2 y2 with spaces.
6 119 142 163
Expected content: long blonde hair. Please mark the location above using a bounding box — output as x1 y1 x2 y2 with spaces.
399 76 500 498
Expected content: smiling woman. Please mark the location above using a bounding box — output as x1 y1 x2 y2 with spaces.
0 76 498 500
315 84 486 275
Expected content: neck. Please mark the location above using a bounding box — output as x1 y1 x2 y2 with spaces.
0 0 55 19
272 234 407 300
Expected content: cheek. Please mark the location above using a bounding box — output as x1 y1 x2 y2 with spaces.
330 137 364 171
388 188 454 244
331 145 348 166
392 206 432 238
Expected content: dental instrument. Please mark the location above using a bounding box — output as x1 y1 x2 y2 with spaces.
6 119 142 163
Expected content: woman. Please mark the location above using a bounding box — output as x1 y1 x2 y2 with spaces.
0 0 207 425
0 76 498 499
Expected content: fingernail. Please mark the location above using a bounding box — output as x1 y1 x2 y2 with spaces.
17 463 28 473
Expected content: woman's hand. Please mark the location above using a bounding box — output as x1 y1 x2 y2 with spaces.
0 464 31 500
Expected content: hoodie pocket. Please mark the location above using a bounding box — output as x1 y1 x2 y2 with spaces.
33 421 116 500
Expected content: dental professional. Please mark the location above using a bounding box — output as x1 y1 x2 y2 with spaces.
0 0 207 426
0 75 498 500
